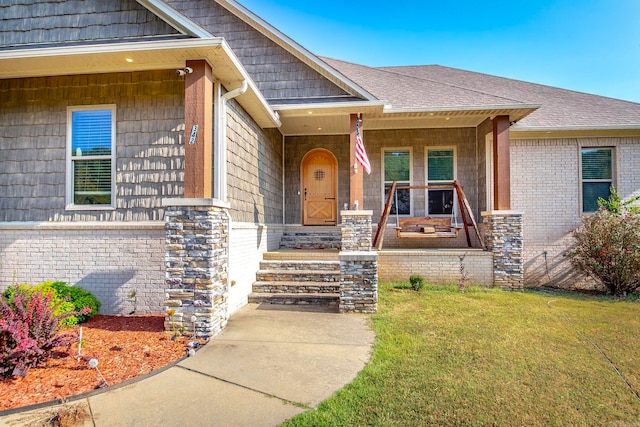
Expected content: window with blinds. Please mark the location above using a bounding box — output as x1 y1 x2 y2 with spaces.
426 147 456 215
581 148 613 213
67 106 115 208
383 149 411 216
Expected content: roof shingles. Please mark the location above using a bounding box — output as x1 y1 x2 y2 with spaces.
323 58 640 128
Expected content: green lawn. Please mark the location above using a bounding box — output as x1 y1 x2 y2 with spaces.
283 284 640 426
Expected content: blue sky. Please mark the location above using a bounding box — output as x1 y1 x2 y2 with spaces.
238 0 640 103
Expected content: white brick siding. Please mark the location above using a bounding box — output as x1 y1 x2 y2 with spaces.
511 136 640 289
0 222 164 314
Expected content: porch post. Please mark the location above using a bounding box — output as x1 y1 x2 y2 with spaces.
184 60 213 198
349 113 364 209
481 210 524 289
163 198 230 339
492 115 511 210
339 210 378 313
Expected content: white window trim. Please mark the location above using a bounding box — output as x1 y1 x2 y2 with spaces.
66 104 117 211
381 146 413 218
424 146 457 217
579 146 615 214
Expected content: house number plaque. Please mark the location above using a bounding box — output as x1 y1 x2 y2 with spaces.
188 125 198 144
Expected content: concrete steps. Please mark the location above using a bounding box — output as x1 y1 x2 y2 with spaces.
250 238 341 307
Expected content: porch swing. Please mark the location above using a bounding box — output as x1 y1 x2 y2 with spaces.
373 180 484 250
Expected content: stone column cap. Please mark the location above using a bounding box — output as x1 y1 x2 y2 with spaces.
163 198 231 209
340 210 373 216
339 251 378 261
481 210 524 216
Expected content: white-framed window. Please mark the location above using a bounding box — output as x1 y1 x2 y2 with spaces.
425 146 456 215
66 105 116 210
382 148 412 216
581 147 613 213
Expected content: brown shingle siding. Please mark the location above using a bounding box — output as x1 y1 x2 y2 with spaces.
0 0 179 48
0 71 185 222
165 0 349 102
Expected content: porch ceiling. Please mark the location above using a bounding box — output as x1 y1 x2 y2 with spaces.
0 38 280 128
275 104 539 135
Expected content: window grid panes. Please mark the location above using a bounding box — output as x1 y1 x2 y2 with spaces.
384 150 411 215
427 148 455 215
69 107 114 207
582 148 613 213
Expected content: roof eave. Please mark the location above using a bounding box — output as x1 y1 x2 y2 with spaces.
215 0 378 102
136 0 213 38
511 124 640 139
0 38 280 128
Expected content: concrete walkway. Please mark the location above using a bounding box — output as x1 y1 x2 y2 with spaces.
1 304 374 427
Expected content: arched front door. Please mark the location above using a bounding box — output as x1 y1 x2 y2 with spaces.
301 148 337 225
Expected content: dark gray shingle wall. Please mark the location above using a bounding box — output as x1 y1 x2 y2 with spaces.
166 0 349 101
0 0 180 48
0 71 185 222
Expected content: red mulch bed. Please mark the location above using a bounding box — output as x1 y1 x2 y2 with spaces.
0 315 203 412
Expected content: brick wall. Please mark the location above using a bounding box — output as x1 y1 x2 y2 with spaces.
378 250 493 286
227 222 284 315
511 136 640 290
0 222 165 314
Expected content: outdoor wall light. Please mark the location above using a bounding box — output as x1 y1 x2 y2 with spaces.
177 67 193 76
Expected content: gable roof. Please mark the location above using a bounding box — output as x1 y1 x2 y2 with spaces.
212 0 376 103
323 59 640 131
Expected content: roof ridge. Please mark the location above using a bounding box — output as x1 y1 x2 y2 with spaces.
381 64 640 107
376 64 528 105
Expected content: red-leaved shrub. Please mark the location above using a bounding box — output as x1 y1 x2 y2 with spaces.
0 289 90 378
568 188 640 297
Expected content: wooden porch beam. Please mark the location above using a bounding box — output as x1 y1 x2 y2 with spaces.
184 60 213 198
492 115 511 210
349 114 364 209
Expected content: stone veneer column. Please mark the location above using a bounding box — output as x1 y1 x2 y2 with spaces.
340 210 378 313
163 198 230 340
481 210 524 289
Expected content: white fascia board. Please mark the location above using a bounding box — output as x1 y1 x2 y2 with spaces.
218 40 281 127
273 100 386 112
382 104 541 114
136 0 213 38
512 124 640 131
0 37 224 61
215 0 378 102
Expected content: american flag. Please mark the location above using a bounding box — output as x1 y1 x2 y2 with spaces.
355 116 371 174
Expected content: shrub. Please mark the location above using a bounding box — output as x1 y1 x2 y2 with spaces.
0 289 90 378
50 282 101 323
568 187 640 297
409 275 425 292
2 281 100 326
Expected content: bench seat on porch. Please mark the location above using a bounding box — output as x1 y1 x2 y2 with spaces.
395 217 460 238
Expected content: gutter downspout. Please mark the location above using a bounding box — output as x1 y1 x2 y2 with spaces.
214 80 247 300
215 79 248 201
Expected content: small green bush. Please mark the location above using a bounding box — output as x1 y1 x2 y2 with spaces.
409 275 425 292
2 281 100 326
50 282 100 323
